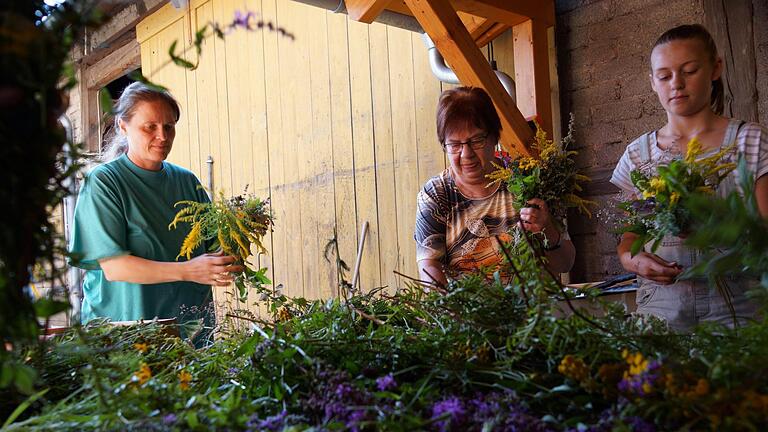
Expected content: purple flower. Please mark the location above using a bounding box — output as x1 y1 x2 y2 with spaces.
346 409 368 432
376 374 397 391
232 10 255 30
432 397 466 431
626 416 656 432
162 413 177 425
256 409 288 431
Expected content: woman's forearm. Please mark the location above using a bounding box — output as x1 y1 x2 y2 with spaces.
545 239 576 274
99 255 187 284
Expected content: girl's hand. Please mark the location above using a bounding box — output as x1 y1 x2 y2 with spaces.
622 251 682 285
183 251 244 286
519 198 556 234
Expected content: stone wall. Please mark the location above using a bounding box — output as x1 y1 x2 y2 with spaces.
554 0 766 282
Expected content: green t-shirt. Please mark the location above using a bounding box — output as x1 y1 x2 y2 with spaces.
70 154 212 326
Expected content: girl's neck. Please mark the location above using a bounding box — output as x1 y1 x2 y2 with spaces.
660 109 728 152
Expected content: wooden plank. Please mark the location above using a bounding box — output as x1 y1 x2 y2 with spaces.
704 0 758 122
86 40 141 90
387 27 418 285
411 32 444 189
345 0 392 23
261 0 287 296
513 19 553 137
369 23 400 291
305 6 337 299
328 12 356 297
211 1 234 195
404 0 533 156
136 1 188 44
348 19 383 290
90 0 166 53
274 0 306 298
474 22 509 48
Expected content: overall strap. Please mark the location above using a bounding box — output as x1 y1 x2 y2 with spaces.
637 132 653 164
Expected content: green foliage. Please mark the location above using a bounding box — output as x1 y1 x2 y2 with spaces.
618 137 735 254
4 224 768 430
0 0 103 395
170 191 274 301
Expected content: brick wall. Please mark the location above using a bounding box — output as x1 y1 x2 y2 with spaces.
556 0 724 282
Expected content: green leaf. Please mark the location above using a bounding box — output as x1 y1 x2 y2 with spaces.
233 332 262 359
2 388 50 428
98 87 113 116
34 298 70 318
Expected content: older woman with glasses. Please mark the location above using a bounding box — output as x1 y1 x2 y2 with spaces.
414 86 575 286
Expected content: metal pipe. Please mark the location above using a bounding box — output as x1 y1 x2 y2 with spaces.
206 156 214 199
421 33 517 101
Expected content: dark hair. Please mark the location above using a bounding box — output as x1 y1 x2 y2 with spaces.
101 82 181 162
652 24 724 115
436 86 501 144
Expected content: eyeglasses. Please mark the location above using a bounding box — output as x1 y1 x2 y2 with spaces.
442 134 489 154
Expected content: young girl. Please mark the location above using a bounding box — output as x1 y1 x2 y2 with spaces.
610 24 768 331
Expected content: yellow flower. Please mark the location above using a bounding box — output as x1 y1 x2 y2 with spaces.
694 378 709 396
670 192 680 204
685 137 703 163
649 177 666 193
517 157 540 171
642 190 655 199
133 342 148 353
177 221 202 260
133 363 152 385
558 355 589 381
622 350 648 376
178 370 192 391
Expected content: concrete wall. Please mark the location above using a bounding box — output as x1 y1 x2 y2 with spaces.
554 0 768 282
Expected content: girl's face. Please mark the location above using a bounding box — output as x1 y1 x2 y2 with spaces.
649 39 722 117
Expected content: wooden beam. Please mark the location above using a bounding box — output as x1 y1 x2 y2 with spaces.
474 22 509 48
451 0 554 27
345 0 393 23
86 0 165 61
704 0 758 122
404 0 533 156
85 39 141 89
513 19 552 137
457 12 493 40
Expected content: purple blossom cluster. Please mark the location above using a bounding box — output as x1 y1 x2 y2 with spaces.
246 409 288 432
430 392 555 432
618 359 662 397
376 373 397 392
300 367 378 431
565 407 656 432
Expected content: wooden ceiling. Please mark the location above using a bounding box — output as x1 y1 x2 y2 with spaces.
344 0 556 157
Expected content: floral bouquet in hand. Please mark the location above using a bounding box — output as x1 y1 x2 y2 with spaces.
618 138 735 255
170 190 274 301
487 114 594 231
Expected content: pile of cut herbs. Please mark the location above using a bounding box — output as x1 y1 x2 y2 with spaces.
3 207 768 431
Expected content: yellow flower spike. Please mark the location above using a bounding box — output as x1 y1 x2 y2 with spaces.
178 370 192 391
133 363 152 385
670 192 680 204
642 382 653 394
685 137 703 164
177 222 202 260
133 342 148 353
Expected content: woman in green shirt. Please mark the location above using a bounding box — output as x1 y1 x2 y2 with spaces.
70 82 241 338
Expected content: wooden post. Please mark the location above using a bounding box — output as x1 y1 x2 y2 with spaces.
513 19 553 137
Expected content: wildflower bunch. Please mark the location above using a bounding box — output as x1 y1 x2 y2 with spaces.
169 189 273 301
618 350 661 397
486 115 594 230
618 137 735 254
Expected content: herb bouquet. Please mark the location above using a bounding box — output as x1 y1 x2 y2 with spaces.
618 138 735 255
169 191 273 301
487 115 594 232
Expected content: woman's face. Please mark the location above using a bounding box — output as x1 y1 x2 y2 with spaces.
120 99 177 171
444 125 496 187
649 39 722 117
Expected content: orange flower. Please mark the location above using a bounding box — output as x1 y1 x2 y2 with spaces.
178 370 192 390
133 342 148 353
133 363 152 385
